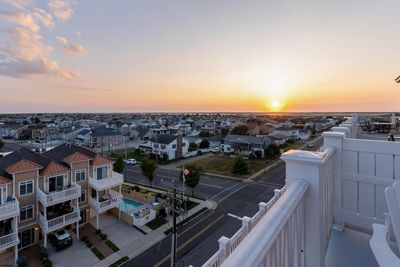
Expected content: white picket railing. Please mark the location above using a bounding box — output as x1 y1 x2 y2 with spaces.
38 206 81 233
221 179 309 267
0 198 19 220
88 189 123 213
37 183 81 206
0 232 18 249
202 186 287 267
89 171 123 191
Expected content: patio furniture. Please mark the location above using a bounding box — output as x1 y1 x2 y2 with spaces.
370 181 400 266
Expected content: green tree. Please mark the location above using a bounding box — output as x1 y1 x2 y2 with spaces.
221 128 230 136
113 155 124 173
140 158 157 187
189 142 198 151
231 155 249 175
0 138 4 150
199 139 210 149
230 125 249 135
199 131 212 138
34 116 40 124
265 144 281 159
179 164 203 196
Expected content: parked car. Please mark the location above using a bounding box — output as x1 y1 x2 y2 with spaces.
307 143 314 148
49 230 73 251
211 147 220 153
125 159 137 165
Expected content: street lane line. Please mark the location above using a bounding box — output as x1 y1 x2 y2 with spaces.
216 184 249 203
209 183 242 200
153 214 224 267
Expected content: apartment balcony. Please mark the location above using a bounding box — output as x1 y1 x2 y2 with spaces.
0 198 19 221
89 171 123 191
38 206 81 234
88 189 123 214
0 232 19 252
202 115 399 267
37 184 81 207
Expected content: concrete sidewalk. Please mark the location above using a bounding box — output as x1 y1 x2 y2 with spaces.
91 192 214 267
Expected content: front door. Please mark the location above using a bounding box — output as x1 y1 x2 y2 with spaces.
18 228 35 249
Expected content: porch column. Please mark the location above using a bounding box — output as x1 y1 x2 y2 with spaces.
282 149 332 267
44 233 47 248
14 244 18 264
323 131 345 228
76 221 80 239
13 216 18 264
96 214 99 229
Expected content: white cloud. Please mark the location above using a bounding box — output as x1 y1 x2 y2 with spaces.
56 35 87 56
31 8 55 29
0 28 81 80
1 0 33 9
48 0 73 21
0 11 40 32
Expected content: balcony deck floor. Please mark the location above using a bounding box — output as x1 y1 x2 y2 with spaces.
326 228 378 267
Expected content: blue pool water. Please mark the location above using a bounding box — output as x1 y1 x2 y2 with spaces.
120 198 143 213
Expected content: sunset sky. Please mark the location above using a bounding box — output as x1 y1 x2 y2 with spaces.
1 0 400 113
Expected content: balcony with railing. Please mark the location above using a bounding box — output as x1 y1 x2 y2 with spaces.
201 115 400 267
38 206 81 233
37 183 81 206
88 189 123 213
89 171 123 191
0 198 19 221
0 232 18 251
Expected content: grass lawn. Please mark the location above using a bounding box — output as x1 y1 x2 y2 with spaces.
189 155 269 178
146 217 167 230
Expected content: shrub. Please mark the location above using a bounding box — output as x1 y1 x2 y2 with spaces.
95 229 102 235
105 240 120 252
100 233 107 240
231 155 249 175
86 240 93 248
42 259 53 267
91 247 105 260
39 247 48 261
16 256 27 267
132 185 140 191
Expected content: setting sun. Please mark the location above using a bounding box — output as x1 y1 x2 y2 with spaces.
267 99 284 111
271 100 281 108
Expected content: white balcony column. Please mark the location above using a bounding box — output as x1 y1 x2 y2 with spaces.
281 150 329 267
323 131 345 227
258 202 267 215
13 216 18 264
96 214 99 230
119 185 122 220
242 216 252 235
44 233 47 248
218 236 230 262
76 221 79 239
331 127 349 138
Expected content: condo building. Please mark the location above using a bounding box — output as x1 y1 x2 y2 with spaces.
0 144 123 262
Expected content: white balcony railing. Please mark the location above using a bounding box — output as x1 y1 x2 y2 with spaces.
202 187 287 267
0 198 19 220
203 116 358 267
37 184 81 206
38 207 81 233
88 189 123 213
0 232 19 250
89 171 123 191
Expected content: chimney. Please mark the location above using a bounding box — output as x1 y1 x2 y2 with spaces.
176 134 183 159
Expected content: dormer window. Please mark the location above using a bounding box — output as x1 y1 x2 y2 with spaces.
96 166 109 180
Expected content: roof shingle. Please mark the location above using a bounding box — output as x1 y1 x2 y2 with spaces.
6 159 43 174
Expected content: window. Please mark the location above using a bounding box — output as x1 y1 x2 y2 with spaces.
161 144 166 149
20 205 34 222
19 180 33 196
48 175 64 192
79 190 86 203
75 169 86 182
172 144 176 149
96 166 108 180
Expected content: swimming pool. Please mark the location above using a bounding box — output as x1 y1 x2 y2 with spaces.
119 198 143 213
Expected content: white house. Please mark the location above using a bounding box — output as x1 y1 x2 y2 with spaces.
298 128 311 140
148 134 189 160
272 126 300 140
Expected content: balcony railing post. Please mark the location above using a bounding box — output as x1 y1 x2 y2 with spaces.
282 150 329 267
258 202 267 215
242 216 252 235
323 131 345 228
218 236 230 262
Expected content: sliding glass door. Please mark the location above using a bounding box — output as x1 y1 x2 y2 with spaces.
48 175 64 192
